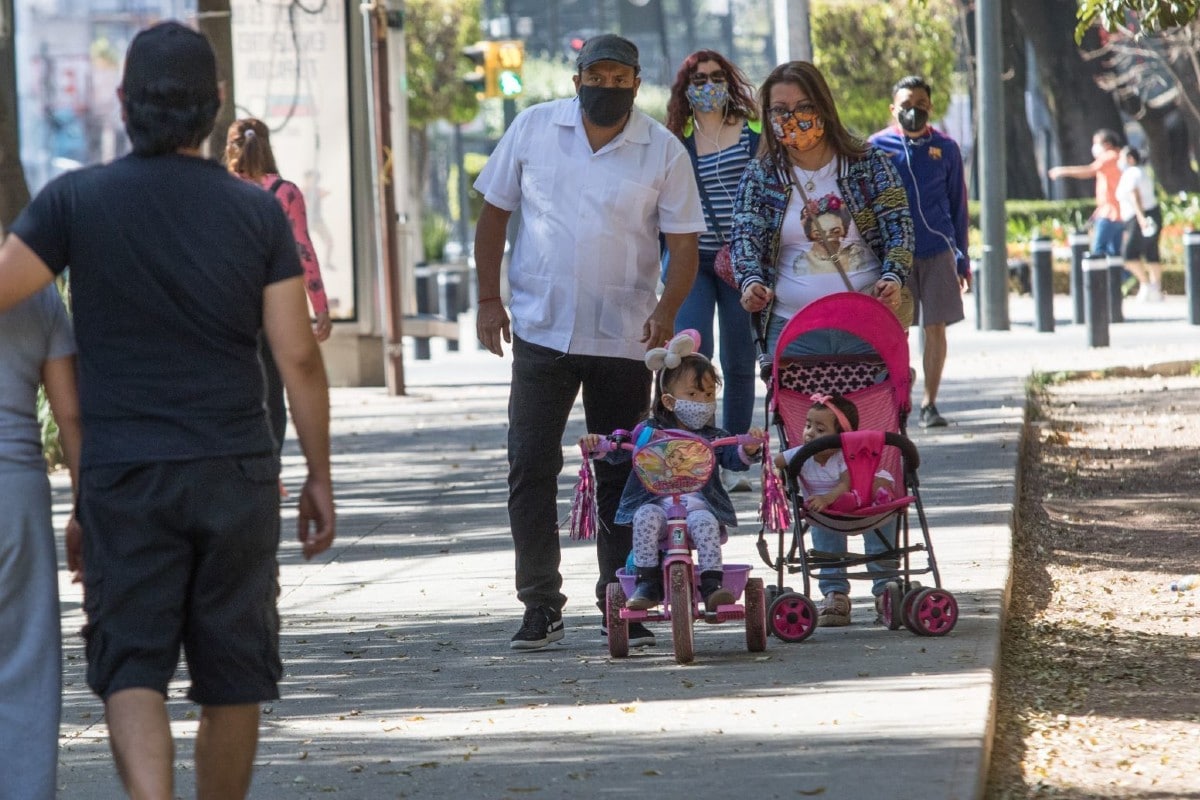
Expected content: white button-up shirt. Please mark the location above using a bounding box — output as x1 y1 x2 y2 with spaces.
474 98 704 360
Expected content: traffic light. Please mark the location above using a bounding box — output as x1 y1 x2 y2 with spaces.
494 40 524 98
462 41 499 99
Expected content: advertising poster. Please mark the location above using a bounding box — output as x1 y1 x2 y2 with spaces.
230 0 355 319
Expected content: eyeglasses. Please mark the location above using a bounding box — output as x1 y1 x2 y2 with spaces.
690 71 727 86
768 102 818 118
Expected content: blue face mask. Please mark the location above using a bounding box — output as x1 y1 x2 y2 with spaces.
686 82 729 114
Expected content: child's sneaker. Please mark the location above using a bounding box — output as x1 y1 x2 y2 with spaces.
700 570 735 612
626 567 664 610
817 592 851 626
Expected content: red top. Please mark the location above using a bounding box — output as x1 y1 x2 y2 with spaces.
252 173 329 315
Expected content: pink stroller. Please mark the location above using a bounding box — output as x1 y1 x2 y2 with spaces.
756 292 958 640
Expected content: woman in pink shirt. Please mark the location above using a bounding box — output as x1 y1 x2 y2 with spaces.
225 118 331 458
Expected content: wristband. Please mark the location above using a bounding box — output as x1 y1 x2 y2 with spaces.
478 296 503 305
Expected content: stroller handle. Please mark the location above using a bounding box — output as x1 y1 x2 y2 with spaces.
782 432 920 479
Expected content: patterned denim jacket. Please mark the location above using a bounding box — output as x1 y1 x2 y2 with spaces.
729 147 914 339
610 421 754 528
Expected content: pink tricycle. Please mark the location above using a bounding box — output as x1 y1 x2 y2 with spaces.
578 428 769 664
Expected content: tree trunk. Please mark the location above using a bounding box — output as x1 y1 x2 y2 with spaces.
1010 0 1123 200
0 0 31 228
1139 105 1200 194
198 0 235 161
1001 2 1044 199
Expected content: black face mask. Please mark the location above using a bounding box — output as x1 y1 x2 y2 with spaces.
578 85 635 128
897 107 929 134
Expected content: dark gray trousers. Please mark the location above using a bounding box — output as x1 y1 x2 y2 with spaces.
507 336 651 614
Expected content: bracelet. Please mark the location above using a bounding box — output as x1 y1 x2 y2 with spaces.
478 296 503 305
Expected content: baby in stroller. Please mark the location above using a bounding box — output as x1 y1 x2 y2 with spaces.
776 393 896 514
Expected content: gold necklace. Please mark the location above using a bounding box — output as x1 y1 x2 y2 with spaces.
794 155 834 193
796 165 818 193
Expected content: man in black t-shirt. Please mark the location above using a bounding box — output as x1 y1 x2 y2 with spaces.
0 22 334 799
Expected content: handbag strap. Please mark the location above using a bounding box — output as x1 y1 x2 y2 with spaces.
787 162 855 292
684 134 726 245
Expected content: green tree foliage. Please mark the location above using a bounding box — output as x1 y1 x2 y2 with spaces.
404 0 483 127
811 0 958 138
1076 0 1200 37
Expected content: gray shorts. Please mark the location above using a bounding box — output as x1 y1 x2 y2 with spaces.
908 249 965 327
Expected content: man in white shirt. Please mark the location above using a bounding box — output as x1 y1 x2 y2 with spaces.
473 33 704 651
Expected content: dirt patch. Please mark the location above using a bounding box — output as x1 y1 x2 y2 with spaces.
985 371 1200 799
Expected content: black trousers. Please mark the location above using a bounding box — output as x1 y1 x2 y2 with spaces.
507 336 651 613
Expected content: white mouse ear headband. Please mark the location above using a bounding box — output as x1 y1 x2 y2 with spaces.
645 329 701 371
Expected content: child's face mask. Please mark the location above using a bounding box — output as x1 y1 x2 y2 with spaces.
670 398 716 430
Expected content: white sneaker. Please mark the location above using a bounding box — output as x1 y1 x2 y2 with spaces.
1135 283 1151 302
722 472 753 493
1148 283 1164 302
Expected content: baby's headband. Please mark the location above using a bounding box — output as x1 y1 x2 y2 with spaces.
810 393 852 432
645 329 702 371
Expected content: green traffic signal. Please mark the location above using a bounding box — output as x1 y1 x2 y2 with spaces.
498 70 523 98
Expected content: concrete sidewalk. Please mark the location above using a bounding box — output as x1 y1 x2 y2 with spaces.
51 292 1200 799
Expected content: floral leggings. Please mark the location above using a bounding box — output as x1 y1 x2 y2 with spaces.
630 503 723 572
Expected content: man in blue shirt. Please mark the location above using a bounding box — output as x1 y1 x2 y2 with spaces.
871 75 969 429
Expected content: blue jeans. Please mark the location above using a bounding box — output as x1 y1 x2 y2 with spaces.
507 337 652 613
1092 217 1124 257
675 249 757 433
810 521 898 598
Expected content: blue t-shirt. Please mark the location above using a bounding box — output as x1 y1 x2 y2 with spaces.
9 152 302 467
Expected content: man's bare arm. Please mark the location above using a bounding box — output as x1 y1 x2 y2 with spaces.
263 276 335 559
0 234 56 313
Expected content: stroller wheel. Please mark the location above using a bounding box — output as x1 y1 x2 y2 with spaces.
906 588 958 637
745 578 768 652
880 581 904 631
606 582 629 658
767 592 817 643
900 583 924 633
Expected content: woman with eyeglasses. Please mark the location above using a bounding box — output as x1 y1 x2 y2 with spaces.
730 62 913 629
663 50 761 478
730 61 913 358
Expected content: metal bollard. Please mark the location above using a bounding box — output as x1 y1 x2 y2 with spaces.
1185 230 1200 325
1030 236 1054 332
1069 231 1089 324
970 259 981 329
437 269 461 352
1106 255 1125 323
414 266 433 360
1083 252 1109 348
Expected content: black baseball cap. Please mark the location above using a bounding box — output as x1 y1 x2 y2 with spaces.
121 21 219 106
576 34 640 72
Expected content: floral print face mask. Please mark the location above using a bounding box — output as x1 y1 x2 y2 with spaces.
686 82 729 113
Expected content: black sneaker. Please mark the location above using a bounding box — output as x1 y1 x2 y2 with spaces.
601 619 656 648
920 404 948 428
510 606 564 651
